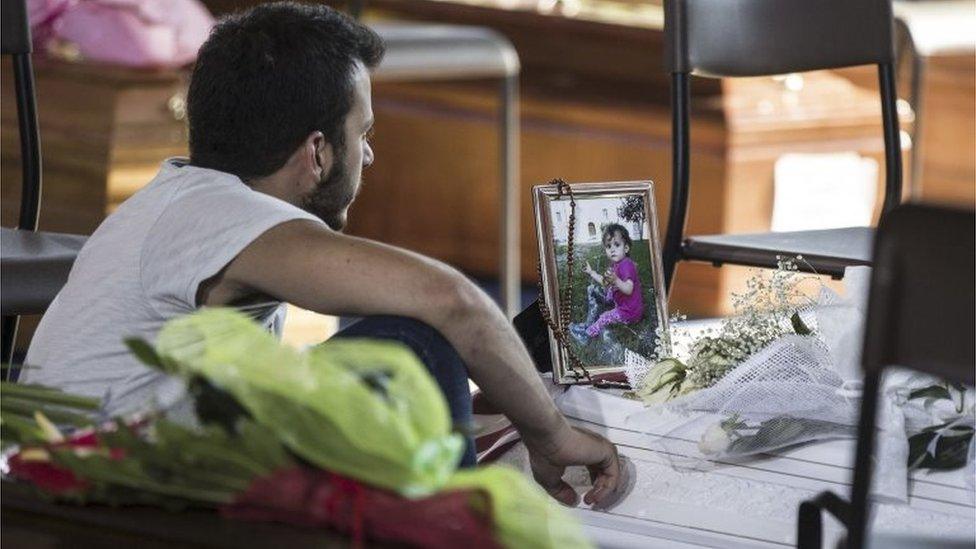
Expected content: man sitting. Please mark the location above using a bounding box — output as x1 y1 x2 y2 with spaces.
22 2 620 507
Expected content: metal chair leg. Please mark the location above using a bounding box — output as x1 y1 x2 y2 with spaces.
797 491 852 549
13 53 42 233
499 74 520 318
878 63 904 216
848 369 882 549
2 315 20 380
663 72 690 293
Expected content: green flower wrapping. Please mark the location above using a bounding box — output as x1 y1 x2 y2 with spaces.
447 466 591 549
152 308 463 497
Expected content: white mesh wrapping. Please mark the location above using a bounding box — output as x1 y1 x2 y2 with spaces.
624 348 653 390
652 335 861 467
667 335 852 423
634 268 916 501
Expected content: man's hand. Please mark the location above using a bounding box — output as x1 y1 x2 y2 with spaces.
525 426 621 508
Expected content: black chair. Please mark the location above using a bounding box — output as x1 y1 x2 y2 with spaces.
661 0 904 290
797 204 975 549
1 0 87 371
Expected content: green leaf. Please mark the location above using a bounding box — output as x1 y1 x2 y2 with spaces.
236 420 292 471
907 430 973 471
123 337 169 371
720 414 747 432
727 417 856 456
0 397 95 426
0 414 45 445
908 385 952 402
1 363 38 371
1 382 100 410
152 421 273 478
52 450 235 505
907 431 937 469
187 377 249 434
790 312 812 336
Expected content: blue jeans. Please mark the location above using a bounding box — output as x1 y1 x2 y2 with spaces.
332 316 477 467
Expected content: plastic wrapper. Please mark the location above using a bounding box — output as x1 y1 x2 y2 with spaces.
634 268 921 501
153 309 464 497
653 334 860 463
814 266 871 381
447 466 592 549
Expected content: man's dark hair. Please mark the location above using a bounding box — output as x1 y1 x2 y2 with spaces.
602 223 632 256
187 2 384 179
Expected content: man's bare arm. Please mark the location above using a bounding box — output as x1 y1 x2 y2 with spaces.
219 220 620 504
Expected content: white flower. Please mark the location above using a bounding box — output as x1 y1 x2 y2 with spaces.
698 423 731 455
636 359 686 405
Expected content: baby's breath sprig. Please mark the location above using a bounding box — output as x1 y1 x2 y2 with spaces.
653 311 688 360
649 256 823 393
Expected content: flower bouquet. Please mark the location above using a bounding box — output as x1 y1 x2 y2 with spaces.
1 309 591 549
625 258 859 462
625 258 974 492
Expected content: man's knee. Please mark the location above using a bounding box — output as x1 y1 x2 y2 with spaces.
338 315 440 345
336 315 465 377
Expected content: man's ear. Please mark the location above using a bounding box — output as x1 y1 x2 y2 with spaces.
303 131 334 182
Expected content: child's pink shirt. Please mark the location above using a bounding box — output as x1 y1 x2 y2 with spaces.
610 257 644 323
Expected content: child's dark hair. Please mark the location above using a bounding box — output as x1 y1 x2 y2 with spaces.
602 223 632 256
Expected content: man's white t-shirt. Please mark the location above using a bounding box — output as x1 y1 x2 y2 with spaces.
22 158 323 416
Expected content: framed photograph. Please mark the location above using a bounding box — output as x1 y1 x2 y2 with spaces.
533 181 670 385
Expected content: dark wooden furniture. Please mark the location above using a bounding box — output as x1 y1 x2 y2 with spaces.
797 204 975 549
0 59 190 235
894 0 976 205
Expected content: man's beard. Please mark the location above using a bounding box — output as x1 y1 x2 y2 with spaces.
300 153 357 231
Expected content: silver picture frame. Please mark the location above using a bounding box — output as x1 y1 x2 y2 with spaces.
533 181 670 385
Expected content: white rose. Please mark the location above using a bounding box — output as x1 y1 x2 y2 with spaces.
698 423 731 455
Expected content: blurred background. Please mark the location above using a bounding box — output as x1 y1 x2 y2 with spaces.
2 0 974 351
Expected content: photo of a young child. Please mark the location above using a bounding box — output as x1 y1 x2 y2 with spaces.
570 223 644 340
547 192 663 368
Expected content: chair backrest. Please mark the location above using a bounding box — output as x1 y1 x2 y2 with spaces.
661 0 904 290
1 0 40 373
862 204 975 383
838 203 976 549
1 0 31 56
664 0 895 77
1 0 43 233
